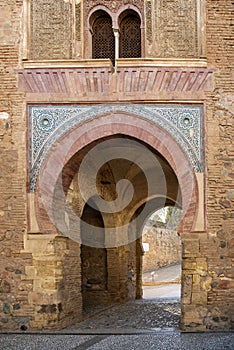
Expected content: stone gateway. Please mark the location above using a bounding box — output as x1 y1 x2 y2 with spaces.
0 0 233 331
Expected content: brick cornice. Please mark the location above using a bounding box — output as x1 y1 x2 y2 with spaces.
18 59 215 101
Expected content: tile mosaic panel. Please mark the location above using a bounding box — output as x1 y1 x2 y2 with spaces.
29 104 203 191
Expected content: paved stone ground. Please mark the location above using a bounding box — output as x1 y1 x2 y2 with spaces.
0 299 233 349
1 273 233 349
79 263 182 327
68 300 181 331
1 332 233 349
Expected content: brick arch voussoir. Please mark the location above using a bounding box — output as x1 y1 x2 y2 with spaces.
35 113 198 235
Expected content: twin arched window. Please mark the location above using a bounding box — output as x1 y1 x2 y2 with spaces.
91 9 141 61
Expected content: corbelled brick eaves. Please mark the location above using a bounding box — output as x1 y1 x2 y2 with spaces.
18 59 215 101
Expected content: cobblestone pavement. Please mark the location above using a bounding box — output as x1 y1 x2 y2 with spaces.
68 300 181 331
1 298 233 349
1 332 233 349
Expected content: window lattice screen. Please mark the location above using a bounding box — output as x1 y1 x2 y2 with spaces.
92 15 115 61
120 15 141 58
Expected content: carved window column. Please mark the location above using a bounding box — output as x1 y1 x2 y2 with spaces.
113 29 120 60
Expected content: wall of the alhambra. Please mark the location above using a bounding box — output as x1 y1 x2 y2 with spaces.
181 0 234 331
142 223 181 273
0 0 32 331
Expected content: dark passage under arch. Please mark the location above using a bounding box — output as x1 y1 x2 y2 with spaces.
81 201 107 310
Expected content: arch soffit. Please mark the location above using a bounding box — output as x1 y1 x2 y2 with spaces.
80 195 177 232
120 194 180 227
66 138 181 228
133 196 181 233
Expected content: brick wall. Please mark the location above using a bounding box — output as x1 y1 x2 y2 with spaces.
204 0 234 330
0 0 31 330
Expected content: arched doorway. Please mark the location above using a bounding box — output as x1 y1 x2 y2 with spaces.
80 201 107 313
141 206 182 301
33 112 199 328
55 134 182 314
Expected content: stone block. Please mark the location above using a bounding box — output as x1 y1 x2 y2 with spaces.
182 260 197 270
28 292 60 305
41 279 60 290
192 292 207 305
181 274 192 304
192 274 201 292
18 282 33 292
182 239 200 257
182 305 199 319
196 258 208 276
23 266 36 280
201 276 212 292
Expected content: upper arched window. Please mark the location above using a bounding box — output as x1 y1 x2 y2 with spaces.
92 11 115 62
119 10 141 58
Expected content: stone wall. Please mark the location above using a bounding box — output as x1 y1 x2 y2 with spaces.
0 0 30 331
142 222 181 272
24 236 82 330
